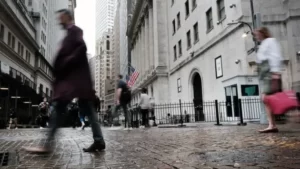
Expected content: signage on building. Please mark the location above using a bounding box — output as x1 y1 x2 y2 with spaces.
1 62 10 74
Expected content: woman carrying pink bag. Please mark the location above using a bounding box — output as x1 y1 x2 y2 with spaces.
255 27 284 133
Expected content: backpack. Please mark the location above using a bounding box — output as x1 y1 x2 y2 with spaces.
121 86 132 104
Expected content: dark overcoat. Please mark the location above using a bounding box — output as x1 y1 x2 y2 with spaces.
52 25 94 101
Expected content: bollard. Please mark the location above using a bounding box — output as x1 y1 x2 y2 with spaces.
215 100 222 126
238 99 247 126
178 99 186 127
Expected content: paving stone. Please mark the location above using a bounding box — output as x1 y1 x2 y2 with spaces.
0 124 300 168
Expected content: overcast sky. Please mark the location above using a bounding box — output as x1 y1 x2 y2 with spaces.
75 0 96 57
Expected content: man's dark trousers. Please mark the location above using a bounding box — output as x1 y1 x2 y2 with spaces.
48 99 104 143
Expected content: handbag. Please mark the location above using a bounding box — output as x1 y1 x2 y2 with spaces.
263 90 299 115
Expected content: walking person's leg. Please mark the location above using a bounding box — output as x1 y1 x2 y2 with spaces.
141 109 146 127
122 104 131 129
78 99 105 152
145 110 149 127
79 113 85 130
14 118 18 129
23 101 67 153
111 105 120 127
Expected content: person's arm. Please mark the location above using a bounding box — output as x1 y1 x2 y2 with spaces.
60 28 87 69
116 88 122 104
268 39 283 77
139 95 144 108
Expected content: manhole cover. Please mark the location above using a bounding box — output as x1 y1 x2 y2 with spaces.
0 152 9 166
0 152 18 166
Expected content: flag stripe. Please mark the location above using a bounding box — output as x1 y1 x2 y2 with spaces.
128 67 139 87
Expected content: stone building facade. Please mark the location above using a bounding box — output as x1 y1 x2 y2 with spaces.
128 0 300 107
128 0 170 104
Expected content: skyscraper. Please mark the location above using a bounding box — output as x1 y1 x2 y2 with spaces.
95 0 116 41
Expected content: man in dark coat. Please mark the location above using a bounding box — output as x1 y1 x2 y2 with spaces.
24 9 105 153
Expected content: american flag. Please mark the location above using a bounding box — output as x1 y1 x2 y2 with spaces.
125 75 130 83
127 67 139 87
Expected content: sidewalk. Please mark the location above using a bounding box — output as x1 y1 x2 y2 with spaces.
0 123 300 168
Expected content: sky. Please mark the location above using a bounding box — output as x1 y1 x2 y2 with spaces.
75 0 96 58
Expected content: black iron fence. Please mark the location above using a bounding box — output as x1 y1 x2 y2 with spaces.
125 98 263 127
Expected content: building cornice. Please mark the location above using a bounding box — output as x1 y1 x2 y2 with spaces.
0 41 35 73
35 69 53 82
127 0 151 39
0 0 39 49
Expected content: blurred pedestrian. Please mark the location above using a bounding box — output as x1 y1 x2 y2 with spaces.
68 98 79 129
7 108 17 129
106 105 112 126
23 9 105 153
149 97 157 126
113 75 132 130
94 92 100 113
38 97 49 129
254 27 283 133
139 88 151 128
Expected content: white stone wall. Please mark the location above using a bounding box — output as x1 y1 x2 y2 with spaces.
168 28 251 102
36 75 52 94
0 16 35 81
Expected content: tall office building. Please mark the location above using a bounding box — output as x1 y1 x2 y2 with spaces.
94 31 114 109
95 0 116 41
94 0 116 109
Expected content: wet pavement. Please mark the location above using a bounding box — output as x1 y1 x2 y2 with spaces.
1 123 300 169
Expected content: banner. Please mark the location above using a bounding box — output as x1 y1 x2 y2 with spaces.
1 62 10 74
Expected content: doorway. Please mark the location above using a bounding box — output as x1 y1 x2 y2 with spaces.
192 73 204 121
225 85 239 117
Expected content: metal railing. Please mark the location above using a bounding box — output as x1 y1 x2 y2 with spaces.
128 98 264 127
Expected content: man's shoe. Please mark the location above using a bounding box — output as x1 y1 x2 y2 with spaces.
83 142 105 152
22 146 52 154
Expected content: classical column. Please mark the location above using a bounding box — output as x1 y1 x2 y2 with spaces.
142 18 146 78
148 5 154 70
145 11 149 75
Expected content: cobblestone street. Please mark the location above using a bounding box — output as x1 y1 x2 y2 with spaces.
1 123 300 169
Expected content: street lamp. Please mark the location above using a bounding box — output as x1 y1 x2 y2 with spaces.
228 21 257 54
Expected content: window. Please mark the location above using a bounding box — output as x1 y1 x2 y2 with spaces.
178 40 182 56
192 0 197 10
193 22 199 43
17 42 23 57
28 0 32 6
206 8 213 31
11 36 15 49
46 88 49 96
217 0 226 20
186 30 191 49
18 42 24 57
177 13 181 28
0 24 4 40
172 19 176 35
18 42 21 55
7 32 11 46
106 40 110 50
39 84 43 94
26 50 31 63
185 0 190 18
173 45 177 61
177 78 182 93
